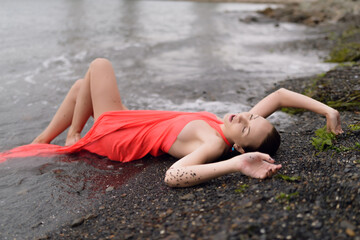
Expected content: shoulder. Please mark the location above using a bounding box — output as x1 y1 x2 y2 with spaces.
171 120 228 158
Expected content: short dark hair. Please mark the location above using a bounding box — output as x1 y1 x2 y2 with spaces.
243 126 281 156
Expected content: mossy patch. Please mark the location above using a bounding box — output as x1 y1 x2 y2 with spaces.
348 123 360 132
275 174 301 182
311 126 336 152
301 64 360 112
311 126 360 152
326 26 360 63
326 42 360 63
276 192 299 203
280 107 305 115
235 184 249 193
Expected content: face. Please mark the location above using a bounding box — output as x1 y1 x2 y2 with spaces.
223 112 273 152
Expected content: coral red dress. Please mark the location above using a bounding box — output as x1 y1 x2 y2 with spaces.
0 110 230 163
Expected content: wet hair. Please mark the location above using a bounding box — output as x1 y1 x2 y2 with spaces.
243 126 281 156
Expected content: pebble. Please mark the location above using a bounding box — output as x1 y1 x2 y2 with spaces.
244 201 253 208
340 220 356 230
180 193 195 201
106 186 114 192
346 228 356 237
212 231 228 239
71 217 85 228
311 220 322 229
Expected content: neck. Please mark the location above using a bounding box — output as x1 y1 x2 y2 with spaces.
220 124 234 145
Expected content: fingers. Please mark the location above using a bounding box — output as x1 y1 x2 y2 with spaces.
265 164 282 178
257 152 275 163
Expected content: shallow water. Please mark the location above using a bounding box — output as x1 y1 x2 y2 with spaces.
0 0 335 238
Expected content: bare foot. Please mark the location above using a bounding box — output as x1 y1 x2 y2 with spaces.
237 152 282 179
31 135 50 144
65 133 81 146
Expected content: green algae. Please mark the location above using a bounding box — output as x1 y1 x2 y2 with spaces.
326 42 360 63
311 126 336 152
275 174 301 182
235 184 249 193
280 107 305 115
311 125 360 152
301 66 360 112
326 26 360 63
348 123 360 132
276 192 299 203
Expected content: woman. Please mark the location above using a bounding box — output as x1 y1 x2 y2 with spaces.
2 58 343 187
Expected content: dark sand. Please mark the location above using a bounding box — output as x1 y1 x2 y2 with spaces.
42 2 360 240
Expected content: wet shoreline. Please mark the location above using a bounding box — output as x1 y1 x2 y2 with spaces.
44 3 360 240
1 1 359 239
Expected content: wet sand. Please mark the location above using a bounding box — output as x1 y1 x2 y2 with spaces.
43 66 360 240
43 10 360 240
1 1 359 239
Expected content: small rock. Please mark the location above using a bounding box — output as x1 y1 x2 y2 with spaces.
346 228 356 237
244 201 253 208
71 217 85 227
340 220 356 230
163 233 181 240
31 221 44 229
107 165 114 169
311 220 322 229
180 193 195 201
106 186 114 192
212 231 228 240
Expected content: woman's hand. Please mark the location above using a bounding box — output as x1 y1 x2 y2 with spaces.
326 109 343 135
235 152 282 179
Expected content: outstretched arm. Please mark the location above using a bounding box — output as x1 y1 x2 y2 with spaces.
164 143 281 187
250 88 343 134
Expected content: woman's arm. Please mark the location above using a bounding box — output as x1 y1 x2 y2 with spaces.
164 143 281 187
250 88 343 134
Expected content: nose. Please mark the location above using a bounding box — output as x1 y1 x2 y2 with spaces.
237 113 249 124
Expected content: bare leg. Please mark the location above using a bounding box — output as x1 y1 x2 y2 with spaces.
65 58 127 146
64 70 94 146
32 79 87 144
33 58 127 145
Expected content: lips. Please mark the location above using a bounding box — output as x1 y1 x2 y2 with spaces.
229 114 235 123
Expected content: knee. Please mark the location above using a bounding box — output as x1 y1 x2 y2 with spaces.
71 79 83 93
90 58 112 69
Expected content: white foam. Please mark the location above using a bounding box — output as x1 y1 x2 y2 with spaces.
134 95 249 116
74 51 88 62
24 75 36 84
42 55 71 69
132 95 294 130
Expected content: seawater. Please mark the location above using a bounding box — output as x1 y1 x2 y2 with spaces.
0 0 334 238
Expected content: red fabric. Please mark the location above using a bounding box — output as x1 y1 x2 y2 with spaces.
0 110 230 163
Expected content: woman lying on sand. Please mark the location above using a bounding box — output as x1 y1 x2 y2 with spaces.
1 58 343 187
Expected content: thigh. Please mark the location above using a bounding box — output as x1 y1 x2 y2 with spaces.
89 58 128 120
